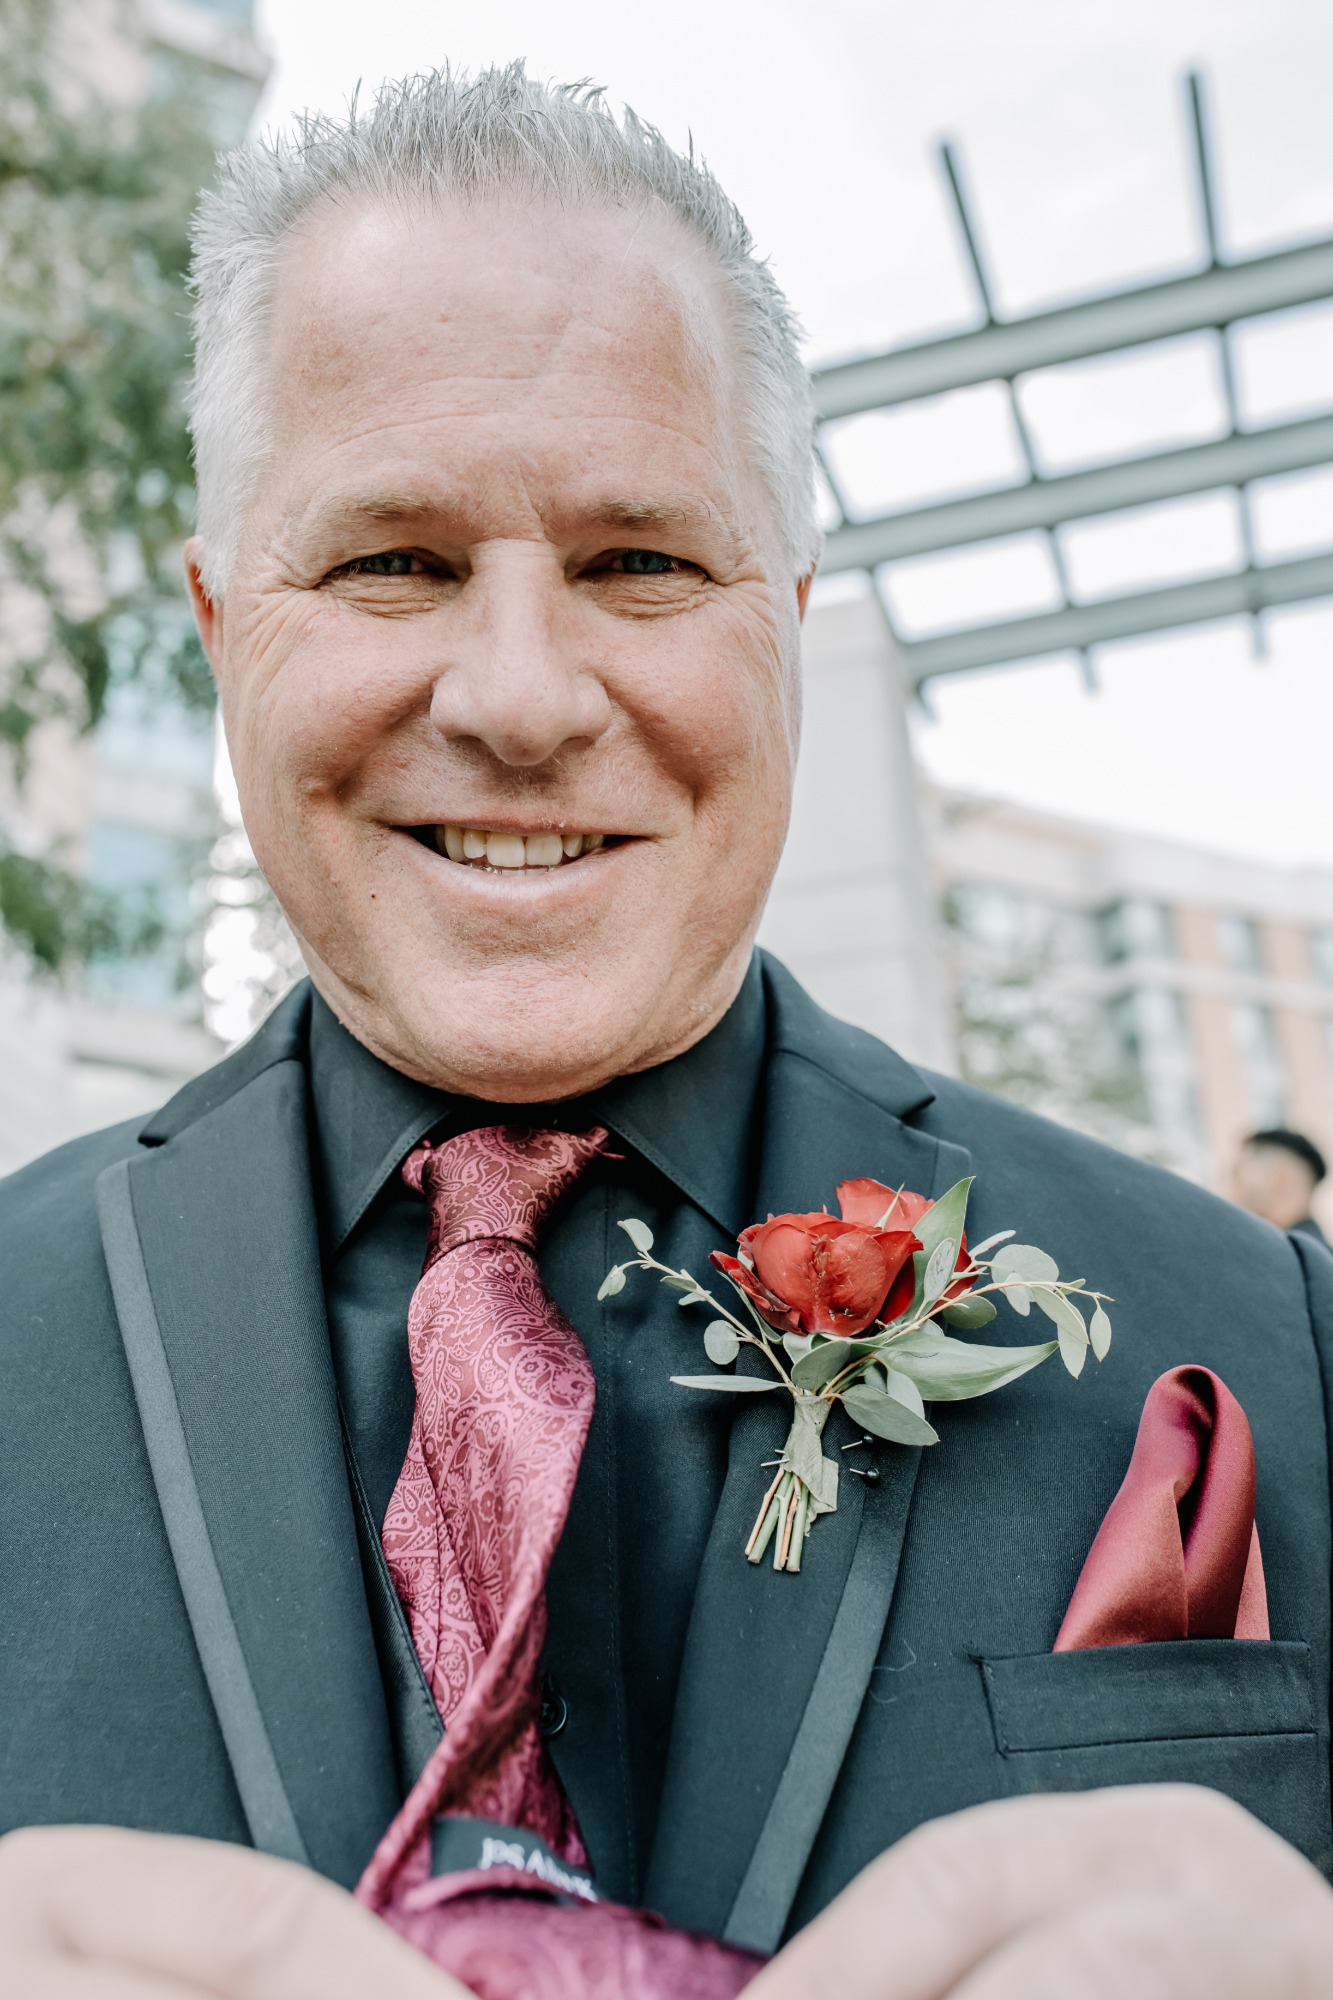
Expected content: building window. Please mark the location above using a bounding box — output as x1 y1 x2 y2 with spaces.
1111 986 1200 1144
947 883 1096 963
1311 931 1333 986
1217 913 1265 975
1099 900 1175 964
182 0 255 19
1230 1002 1287 1127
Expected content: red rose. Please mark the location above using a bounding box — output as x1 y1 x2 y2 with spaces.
710 1188 922 1338
836 1179 970 1305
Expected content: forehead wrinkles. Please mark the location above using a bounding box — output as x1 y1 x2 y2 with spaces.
263 193 751 483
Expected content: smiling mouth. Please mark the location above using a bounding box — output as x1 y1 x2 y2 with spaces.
417 823 614 872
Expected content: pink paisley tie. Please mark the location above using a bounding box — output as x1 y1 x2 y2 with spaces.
356 1124 762 2000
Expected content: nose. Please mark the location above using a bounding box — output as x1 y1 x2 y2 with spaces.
428 542 613 768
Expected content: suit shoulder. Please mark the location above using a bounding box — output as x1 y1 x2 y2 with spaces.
0 1117 145 1253
916 1067 1296 1273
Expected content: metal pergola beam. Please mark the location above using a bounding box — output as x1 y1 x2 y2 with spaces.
821 412 1333 570
811 237 1333 421
897 548 1333 682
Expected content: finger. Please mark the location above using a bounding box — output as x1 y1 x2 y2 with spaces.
946 1892 1316 2000
0 1826 468 2000
747 1788 1322 2000
0 1963 199 2000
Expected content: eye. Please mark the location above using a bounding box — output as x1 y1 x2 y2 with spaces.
337 550 430 577
597 548 699 577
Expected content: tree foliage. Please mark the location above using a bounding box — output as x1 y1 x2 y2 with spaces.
0 0 220 969
939 883 1166 1161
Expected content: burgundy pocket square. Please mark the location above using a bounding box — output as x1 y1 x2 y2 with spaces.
1054 1365 1269 1653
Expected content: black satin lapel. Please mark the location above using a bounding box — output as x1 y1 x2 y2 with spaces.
644 1041 971 1940
110 1061 399 1887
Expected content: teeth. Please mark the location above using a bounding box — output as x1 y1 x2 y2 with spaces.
485 831 527 870
434 825 609 870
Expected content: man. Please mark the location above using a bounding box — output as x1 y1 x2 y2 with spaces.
4 64 1333 1997
1235 1128 1331 1249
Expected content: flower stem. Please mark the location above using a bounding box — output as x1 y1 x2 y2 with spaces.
775 1477 802 1570
746 1466 787 1561
785 1481 811 1573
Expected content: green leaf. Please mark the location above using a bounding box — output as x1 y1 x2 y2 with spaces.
619 1218 654 1255
791 1337 877 1392
969 1229 1015 1258
1090 1304 1113 1361
939 1293 997 1329
914 1178 973 1263
783 1405 827 1488
886 1326 1057 1401
809 1453 840 1514
677 1290 713 1310
882 1366 925 1418
1057 1323 1087 1377
703 1322 740 1366
842 1380 939 1447
1033 1289 1089 1377
922 1236 959 1305
670 1374 779 1393
658 1272 695 1293
783 1331 814 1364
1005 1283 1032 1317
990 1243 1059 1285
597 1265 626 1301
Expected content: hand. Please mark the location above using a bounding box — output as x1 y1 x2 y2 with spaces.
0 1823 468 1999
750 1785 1333 1999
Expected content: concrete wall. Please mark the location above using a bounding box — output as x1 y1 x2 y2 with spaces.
758 587 951 1070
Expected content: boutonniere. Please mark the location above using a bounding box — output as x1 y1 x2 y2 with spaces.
599 1176 1111 1574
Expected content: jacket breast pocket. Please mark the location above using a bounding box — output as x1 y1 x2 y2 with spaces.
979 1640 1329 1864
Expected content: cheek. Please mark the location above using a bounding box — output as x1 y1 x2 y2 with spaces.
227 599 425 814
638 607 799 810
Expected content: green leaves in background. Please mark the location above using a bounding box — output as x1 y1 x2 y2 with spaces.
0 2 231 967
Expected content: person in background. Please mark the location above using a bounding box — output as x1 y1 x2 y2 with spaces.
1234 1128 1330 1247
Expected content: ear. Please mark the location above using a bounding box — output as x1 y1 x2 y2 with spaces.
795 571 815 622
184 538 224 675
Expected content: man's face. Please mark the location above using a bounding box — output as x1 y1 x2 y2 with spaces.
188 197 808 1098
1233 1143 1317 1230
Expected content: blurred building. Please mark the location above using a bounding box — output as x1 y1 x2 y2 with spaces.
0 0 266 1177
929 778 1333 1228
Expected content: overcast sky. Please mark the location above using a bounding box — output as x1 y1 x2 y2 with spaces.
251 0 1333 870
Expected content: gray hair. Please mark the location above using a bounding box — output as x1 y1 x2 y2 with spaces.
188 63 819 593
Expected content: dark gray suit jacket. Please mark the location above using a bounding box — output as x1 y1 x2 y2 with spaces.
3 957 1332 1952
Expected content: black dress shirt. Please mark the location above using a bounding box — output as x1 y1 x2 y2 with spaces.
304 957 768 1902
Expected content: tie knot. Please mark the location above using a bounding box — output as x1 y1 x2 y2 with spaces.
404 1124 607 1262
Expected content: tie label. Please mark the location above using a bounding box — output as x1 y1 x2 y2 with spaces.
431 1814 599 1903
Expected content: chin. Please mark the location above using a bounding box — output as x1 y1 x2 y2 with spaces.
299 883 755 1100
393 1021 644 1104
334 959 678 1103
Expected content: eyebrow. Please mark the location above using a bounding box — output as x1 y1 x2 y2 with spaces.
301 490 740 555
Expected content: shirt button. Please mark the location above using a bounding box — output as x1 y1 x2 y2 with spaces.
539 1677 568 1738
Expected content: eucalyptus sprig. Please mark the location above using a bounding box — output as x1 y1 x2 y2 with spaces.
599 1178 1112 1575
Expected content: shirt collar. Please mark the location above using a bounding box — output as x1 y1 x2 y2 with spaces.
307 955 767 1254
